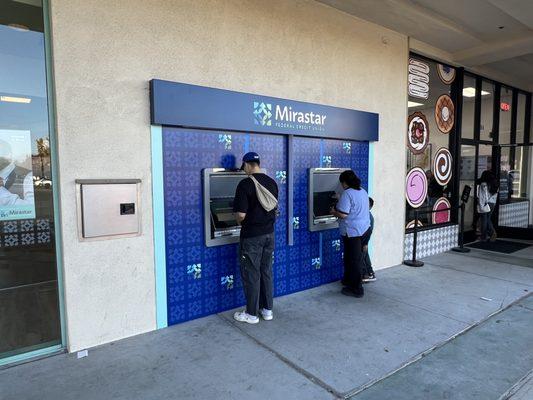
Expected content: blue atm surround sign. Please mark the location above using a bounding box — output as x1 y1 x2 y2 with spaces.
150 79 379 141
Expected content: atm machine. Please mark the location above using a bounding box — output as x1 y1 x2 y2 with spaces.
203 168 247 247
308 168 348 232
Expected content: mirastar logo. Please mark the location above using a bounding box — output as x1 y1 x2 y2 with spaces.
275 105 326 125
253 102 272 126
253 100 327 128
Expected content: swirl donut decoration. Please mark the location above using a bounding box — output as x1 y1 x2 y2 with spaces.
407 112 430 155
406 167 428 208
432 147 453 186
437 64 456 85
435 94 455 133
432 197 451 224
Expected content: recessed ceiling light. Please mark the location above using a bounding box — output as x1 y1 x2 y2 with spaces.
7 23 29 32
1 96 32 104
463 87 490 98
408 101 424 108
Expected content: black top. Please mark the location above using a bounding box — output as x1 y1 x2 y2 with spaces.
233 173 279 238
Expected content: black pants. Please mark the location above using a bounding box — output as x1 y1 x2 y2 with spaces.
479 204 495 241
342 235 363 293
239 233 275 317
360 227 374 276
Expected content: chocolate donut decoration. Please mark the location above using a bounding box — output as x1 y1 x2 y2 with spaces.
407 111 430 154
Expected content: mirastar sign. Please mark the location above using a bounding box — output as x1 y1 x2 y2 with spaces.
275 105 326 125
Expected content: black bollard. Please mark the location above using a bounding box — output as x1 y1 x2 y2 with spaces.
452 202 471 253
404 210 425 267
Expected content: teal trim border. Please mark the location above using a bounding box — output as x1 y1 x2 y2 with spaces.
367 142 374 257
43 0 67 350
0 344 65 367
0 344 63 367
151 125 168 329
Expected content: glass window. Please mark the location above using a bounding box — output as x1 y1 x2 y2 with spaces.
513 146 529 198
499 145 532 228
531 98 533 144
479 81 495 142
516 93 526 144
461 75 476 140
499 87 513 144
407 57 455 229
477 144 493 179
459 145 476 233
0 1 61 359
499 147 512 203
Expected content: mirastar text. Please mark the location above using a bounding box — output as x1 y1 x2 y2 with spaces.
275 105 326 125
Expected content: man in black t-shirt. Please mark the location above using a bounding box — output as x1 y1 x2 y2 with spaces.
233 152 278 324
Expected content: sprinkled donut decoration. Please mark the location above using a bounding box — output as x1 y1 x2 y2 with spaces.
437 64 456 84
435 94 455 133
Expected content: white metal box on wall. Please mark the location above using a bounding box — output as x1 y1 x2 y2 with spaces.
75 179 142 240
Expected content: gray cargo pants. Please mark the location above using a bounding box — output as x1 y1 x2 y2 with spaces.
239 233 275 317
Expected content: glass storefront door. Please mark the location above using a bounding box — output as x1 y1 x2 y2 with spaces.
459 145 476 237
497 145 533 238
0 1 62 360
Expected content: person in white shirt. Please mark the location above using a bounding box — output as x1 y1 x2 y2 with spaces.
476 170 498 242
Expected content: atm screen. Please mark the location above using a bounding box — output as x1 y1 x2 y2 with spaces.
313 191 338 218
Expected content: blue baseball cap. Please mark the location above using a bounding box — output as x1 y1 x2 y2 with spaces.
241 152 260 169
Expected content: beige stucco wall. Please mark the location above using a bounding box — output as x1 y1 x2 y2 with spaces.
50 0 408 351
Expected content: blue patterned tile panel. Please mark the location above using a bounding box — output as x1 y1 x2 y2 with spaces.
162 127 369 325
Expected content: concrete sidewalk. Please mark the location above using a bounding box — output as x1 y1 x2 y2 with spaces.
1 250 533 400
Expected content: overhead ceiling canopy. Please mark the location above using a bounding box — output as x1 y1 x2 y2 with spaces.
316 0 533 91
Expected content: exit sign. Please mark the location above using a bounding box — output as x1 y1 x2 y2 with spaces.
500 102 510 111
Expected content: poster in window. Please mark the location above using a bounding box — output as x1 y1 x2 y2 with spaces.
0 130 35 221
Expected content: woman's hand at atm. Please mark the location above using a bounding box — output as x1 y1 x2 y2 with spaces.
330 207 348 219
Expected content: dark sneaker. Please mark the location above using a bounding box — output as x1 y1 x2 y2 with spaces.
362 273 377 283
341 287 364 298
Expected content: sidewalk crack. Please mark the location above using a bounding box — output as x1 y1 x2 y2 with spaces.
217 314 343 399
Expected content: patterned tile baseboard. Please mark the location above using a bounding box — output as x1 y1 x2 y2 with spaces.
499 201 530 228
404 224 458 260
0 219 52 247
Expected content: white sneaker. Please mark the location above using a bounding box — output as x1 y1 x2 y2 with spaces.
260 308 273 321
233 311 259 324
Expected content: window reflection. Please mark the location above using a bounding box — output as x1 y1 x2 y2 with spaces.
461 75 476 140
499 87 513 144
479 81 494 142
516 93 526 144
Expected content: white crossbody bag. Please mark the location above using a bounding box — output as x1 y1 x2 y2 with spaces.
249 175 278 212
